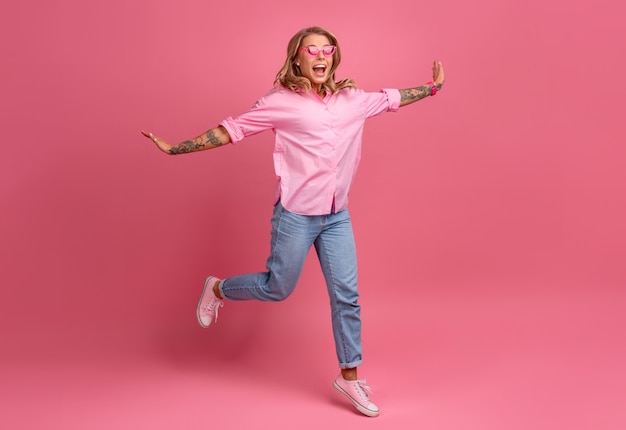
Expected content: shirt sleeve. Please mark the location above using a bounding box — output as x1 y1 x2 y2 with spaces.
382 88 401 112
219 92 276 144
363 88 401 118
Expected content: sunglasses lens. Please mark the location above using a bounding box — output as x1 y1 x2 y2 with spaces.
323 46 336 56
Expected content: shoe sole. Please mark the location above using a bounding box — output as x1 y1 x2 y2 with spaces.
196 276 216 328
333 381 380 417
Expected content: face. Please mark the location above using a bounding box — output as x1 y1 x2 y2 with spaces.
295 34 334 92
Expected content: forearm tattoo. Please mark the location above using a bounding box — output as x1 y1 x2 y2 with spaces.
205 129 223 146
168 129 223 155
400 86 430 103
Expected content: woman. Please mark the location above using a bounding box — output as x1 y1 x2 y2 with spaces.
142 26 444 417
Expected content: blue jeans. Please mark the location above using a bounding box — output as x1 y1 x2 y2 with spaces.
220 202 362 369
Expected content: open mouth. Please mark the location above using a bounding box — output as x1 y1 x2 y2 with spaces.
313 64 327 77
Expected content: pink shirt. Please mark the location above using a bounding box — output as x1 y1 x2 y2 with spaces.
220 87 401 215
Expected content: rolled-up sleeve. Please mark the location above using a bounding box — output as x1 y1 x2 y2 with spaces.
382 88 401 112
219 95 275 144
363 88 401 118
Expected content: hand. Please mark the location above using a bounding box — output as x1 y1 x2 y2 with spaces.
141 130 172 154
432 61 445 88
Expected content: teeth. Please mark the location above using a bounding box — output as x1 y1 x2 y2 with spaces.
313 65 326 69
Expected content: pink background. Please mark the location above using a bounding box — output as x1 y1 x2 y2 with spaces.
1 0 625 428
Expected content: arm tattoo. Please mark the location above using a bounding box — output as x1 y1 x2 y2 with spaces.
399 85 430 103
168 129 223 155
169 139 204 154
205 129 223 147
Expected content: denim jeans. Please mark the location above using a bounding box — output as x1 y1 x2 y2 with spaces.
220 202 362 369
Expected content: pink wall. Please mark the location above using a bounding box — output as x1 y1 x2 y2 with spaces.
1 0 625 428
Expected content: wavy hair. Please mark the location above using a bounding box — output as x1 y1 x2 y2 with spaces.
275 27 356 94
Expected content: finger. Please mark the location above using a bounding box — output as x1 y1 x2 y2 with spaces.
141 130 159 143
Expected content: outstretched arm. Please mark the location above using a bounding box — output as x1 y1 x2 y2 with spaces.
399 61 445 107
141 126 231 155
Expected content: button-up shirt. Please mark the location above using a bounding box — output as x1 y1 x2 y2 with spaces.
220 87 401 215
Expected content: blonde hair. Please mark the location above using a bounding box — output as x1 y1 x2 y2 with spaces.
275 27 357 94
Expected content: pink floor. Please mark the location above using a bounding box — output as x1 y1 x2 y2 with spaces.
3 281 624 430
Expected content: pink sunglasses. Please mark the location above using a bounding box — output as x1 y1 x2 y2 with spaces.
299 45 337 57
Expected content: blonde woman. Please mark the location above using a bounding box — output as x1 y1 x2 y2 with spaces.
142 26 444 417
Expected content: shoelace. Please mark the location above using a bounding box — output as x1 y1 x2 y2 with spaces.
354 379 373 402
202 298 223 322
